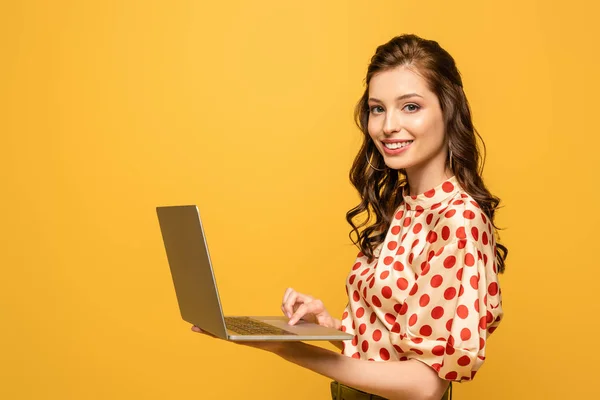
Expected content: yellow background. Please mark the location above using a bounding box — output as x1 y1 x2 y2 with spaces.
1 1 598 399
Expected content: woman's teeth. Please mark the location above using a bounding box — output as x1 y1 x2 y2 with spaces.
384 141 413 149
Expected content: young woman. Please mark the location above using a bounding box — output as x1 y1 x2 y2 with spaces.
193 34 507 400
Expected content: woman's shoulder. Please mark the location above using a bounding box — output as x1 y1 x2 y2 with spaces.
431 189 493 238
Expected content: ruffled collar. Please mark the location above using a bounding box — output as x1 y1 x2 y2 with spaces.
402 175 461 209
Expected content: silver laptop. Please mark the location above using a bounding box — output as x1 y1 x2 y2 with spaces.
156 205 352 342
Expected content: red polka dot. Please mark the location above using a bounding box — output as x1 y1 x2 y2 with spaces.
355 307 365 318
358 323 367 334
456 227 466 239
445 371 458 380
421 263 430 276
420 325 433 336
461 328 472 340
471 227 479 241
408 253 414 264
360 268 370 276
445 209 456 218
409 283 419 296
446 344 455 356
383 256 393 265
362 340 369 352
382 286 393 299
458 356 471 366
431 274 443 288
446 318 453 332
479 316 487 330
432 363 442 372
357 280 363 290
349 274 356 285
431 307 444 319
395 210 404 220
403 217 412 227
458 239 467 249
399 303 408 315
426 213 434 224
380 270 390 280
459 285 465 297
391 322 401 333
396 245 406 255
470 275 479 289
482 232 489 245
352 291 360 302
474 299 480 312
409 314 418 326
435 246 445 256
444 287 457 300
411 239 420 249
387 241 398 250
415 205 424 217
373 330 382 341
413 223 422 234
372 295 382 307
385 313 396 325
352 352 360 359
456 268 464 280
379 348 390 360
444 256 456 268
432 345 445 356
463 210 476 219
391 225 401 235
397 278 409 290
442 181 455 193
480 337 486 349
453 200 464 205
352 262 362 270
427 231 438 243
419 294 430 307
424 189 436 198
442 226 450 240
488 282 499 296
487 311 494 324
341 325 347 332
370 312 377 324
457 305 469 319
465 253 475 266
393 261 404 271
483 254 488 266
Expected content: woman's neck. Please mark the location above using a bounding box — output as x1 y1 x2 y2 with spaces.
405 165 454 196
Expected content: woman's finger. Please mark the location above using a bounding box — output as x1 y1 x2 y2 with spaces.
282 287 294 304
191 325 217 338
288 303 309 325
283 292 299 318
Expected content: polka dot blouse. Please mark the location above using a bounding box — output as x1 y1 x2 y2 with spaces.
340 175 503 382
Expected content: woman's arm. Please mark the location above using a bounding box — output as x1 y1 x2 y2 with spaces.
271 341 449 400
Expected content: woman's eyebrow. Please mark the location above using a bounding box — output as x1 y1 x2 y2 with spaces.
368 93 424 102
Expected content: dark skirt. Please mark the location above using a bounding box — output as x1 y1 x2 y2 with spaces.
330 381 452 400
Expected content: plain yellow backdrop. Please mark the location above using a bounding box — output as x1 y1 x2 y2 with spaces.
1 1 599 399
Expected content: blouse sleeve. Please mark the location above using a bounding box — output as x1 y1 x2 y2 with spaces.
388 238 502 382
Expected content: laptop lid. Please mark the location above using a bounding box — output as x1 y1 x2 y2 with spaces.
156 205 228 339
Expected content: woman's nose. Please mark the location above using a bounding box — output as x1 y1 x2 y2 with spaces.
382 110 401 135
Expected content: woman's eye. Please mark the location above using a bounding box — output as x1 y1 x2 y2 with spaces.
370 106 384 114
404 104 420 112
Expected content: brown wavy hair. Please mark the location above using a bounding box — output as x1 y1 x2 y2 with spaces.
346 34 508 273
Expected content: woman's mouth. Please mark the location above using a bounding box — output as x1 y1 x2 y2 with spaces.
383 141 413 150
382 140 413 154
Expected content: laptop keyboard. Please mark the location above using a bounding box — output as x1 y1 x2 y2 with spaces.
224 317 297 336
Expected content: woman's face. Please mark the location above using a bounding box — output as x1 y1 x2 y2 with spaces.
367 66 447 175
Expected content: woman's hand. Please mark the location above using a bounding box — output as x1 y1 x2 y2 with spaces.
281 288 340 329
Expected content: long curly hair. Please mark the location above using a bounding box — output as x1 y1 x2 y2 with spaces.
346 34 508 273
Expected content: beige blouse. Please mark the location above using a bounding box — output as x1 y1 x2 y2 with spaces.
340 175 503 382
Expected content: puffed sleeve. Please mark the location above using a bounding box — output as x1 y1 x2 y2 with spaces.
389 238 502 382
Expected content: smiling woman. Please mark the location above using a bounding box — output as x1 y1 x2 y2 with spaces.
194 33 507 400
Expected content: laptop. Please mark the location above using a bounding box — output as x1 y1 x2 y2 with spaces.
156 205 353 342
